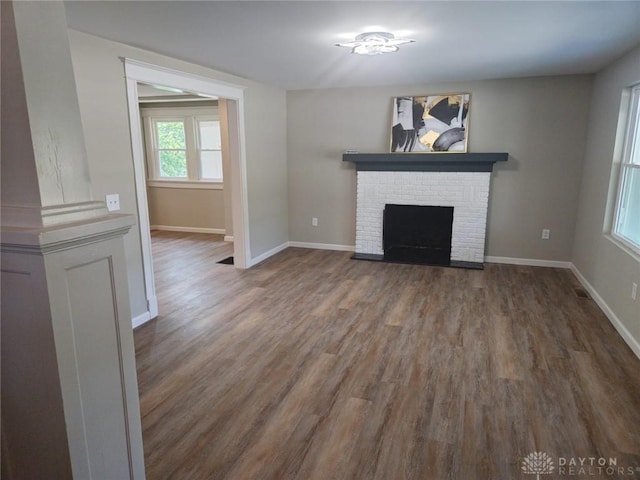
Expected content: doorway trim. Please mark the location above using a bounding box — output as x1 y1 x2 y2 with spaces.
123 58 250 325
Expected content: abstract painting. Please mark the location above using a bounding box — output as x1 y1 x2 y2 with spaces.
390 94 470 153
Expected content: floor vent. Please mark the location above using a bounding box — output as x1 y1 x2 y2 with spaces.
574 287 590 299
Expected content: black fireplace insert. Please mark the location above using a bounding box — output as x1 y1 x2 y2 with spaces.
383 204 453 266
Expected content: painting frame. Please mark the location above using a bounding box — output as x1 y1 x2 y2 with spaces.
390 93 470 153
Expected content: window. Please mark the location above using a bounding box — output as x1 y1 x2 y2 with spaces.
156 120 188 178
613 84 640 253
142 106 223 183
198 120 223 180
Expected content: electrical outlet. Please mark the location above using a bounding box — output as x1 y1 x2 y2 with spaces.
541 229 550 240
106 194 120 212
312 217 318 227
632 282 638 301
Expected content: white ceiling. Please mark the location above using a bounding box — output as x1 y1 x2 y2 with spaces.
65 1 640 91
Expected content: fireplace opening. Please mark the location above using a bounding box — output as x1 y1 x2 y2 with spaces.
383 204 453 266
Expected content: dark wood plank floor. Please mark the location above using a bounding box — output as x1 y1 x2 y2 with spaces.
135 231 640 479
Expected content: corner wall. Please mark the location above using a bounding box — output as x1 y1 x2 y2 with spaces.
287 76 593 261
572 45 640 351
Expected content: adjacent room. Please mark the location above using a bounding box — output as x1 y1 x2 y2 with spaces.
2 1 640 479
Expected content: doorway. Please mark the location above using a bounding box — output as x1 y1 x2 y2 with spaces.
123 59 250 325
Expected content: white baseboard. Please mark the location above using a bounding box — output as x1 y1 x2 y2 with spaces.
245 241 353 268
485 255 572 269
224 235 234 242
289 241 355 252
570 264 640 359
132 295 158 329
247 241 290 267
150 225 225 235
132 311 152 329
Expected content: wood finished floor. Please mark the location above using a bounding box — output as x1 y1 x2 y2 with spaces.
135 231 640 480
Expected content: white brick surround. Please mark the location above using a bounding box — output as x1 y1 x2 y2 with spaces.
355 171 491 263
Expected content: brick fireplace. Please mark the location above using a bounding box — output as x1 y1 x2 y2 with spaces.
343 153 507 268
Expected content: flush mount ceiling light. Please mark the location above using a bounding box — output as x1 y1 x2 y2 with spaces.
151 84 185 94
336 32 415 56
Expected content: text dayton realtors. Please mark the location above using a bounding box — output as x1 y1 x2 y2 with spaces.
557 456 639 476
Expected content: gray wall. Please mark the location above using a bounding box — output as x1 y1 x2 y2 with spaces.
573 45 640 342
147 186 226 231
288 76 593 260
244 86 289 254
68 30 288 319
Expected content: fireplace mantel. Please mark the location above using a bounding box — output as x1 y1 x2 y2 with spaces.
343 152 508 172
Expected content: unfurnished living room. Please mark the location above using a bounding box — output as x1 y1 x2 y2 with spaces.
2 1 640 479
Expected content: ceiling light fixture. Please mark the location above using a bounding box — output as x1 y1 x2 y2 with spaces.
336 31 415 56
151 84 185 94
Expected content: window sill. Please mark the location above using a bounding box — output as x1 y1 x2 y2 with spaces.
147 180 223 190
605 233 640 262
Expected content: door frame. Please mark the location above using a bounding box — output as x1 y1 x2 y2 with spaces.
123 58 250 324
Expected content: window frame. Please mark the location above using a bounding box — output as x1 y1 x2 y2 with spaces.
194 116 224 181
150 117 189 180
611 84 640 256
141 106 223 186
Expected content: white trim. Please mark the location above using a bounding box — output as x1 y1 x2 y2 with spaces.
227 97 250 269
244 241 354 268
131 293 158 329
148 295 158 320
123 58 246 100
123 59 250 332
150 225 225 235
125 76 159 321
289 241 355 252
484 256 572 269
140 105 219 117
612 85 640 246
570 264 640 359
224 235 234 242
608 232 640 261
138 96 213 104
1 201 108 228
247 241 289 267
132 311 152 329
147 180 223 190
